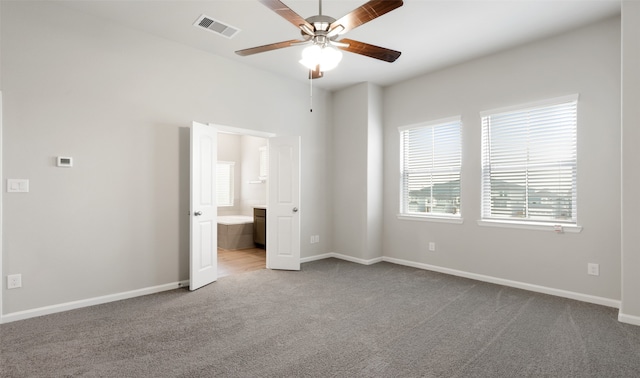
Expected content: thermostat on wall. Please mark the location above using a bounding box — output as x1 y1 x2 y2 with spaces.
57 156 73 167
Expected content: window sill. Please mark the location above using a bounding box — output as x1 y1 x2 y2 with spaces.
397 214 464 224
477 219 582 233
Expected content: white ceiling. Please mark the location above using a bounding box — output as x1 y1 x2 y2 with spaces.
59 0 621 92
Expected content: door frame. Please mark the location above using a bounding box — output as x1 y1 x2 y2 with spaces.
213 124 276 140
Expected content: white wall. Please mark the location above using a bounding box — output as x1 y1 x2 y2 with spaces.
1 1 332 315
383 17 622 301
621 2 640 322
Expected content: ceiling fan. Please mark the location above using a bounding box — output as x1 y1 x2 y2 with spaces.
235 0 404 79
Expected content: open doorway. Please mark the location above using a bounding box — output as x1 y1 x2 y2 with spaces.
216 132 268 278
190 122 300 290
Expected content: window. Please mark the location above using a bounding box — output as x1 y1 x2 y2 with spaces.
480 95 578 225
399 117 462 218
216 161 234 207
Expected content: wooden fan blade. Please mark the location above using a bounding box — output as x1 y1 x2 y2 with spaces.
310 65 323 79
337 38 401 62
330 0 403 35
259 0 314 31
235 39 301 56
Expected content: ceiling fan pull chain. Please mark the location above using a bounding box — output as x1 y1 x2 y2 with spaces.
309 69 313 112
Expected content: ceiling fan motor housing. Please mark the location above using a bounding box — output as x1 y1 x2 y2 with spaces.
301 15 340 45
306 15 336 32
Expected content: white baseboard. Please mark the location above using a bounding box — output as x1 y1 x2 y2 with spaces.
302 254 620 309
619 312 640 326
1 280 189 324
382 256 621 309
331 252 384 265
300 253 334 263
302 252 383 266
303 254 621 310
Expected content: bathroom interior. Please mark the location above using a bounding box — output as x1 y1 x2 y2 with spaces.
216 132 268 277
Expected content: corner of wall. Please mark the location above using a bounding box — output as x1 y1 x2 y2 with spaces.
366 83 384 261
332 82 384 261
620 0 640 321
0 90 4 321
0 1 4 321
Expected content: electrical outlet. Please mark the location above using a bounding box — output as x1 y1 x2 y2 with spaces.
587 263 599 276
7 274 22 289
428 242 436 252
314 235 320 243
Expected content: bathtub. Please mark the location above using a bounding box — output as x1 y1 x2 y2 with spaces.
217 215 255 250
217 215 254 225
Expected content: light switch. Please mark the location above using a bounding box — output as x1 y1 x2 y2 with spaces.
7 179 29 193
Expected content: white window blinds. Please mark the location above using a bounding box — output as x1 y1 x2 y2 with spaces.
399 117 462 217
481 95 578 223
216 161 234 207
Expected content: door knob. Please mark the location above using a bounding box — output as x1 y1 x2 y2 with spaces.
292 207 298 213
194 211 202 216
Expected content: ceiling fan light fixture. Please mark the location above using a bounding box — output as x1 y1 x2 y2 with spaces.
299 44 342 71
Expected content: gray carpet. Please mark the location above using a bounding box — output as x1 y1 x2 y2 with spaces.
2 258 640 377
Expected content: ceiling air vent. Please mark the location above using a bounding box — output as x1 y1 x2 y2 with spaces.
194 14 240 39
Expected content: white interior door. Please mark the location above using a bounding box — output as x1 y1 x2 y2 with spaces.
190 122 217 290
267 136 301 270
